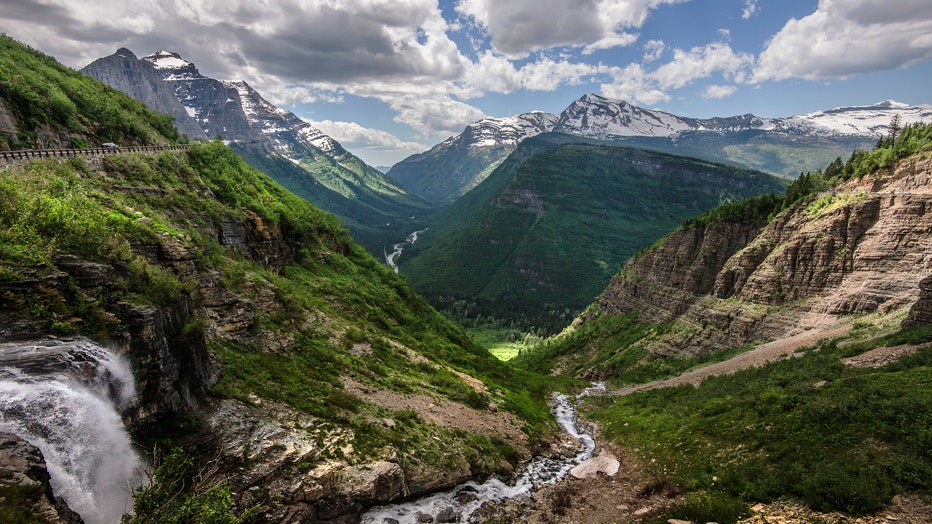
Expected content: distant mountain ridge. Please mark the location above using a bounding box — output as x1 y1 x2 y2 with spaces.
388 94 932 204
399 135 789 332
385 111 558 204
82 49 429 252
142 50 342 155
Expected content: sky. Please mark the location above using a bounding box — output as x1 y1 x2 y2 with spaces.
1 0 931 166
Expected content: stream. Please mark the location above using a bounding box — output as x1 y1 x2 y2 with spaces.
385 229 427 273
0 338 146 524
360 383 605 524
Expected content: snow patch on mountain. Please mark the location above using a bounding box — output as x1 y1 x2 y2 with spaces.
142 50 201 80
774 100 932 138
443 111 560 150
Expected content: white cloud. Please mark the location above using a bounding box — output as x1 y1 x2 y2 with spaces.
251 84 345 107
742 0 759 20
642 39 665 63
652 42 754 89
753 0 932 82
309 120 428 155
600 63 670 105
462 51 521 94
703 84 738 99
599 42 751 105
583 32 640 55
516 59 604 91
386 94 487 137
455 0 683 57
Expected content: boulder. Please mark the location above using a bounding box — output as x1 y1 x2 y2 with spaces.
569 450 620 479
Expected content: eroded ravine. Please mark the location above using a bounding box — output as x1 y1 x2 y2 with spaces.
360 383 605 524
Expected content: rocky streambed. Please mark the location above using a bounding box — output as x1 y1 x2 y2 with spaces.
360 383 613 524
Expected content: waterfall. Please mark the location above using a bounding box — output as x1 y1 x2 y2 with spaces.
0 338 146 524
360 383 605 524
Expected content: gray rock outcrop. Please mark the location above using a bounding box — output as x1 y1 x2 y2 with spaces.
0 432 83 524
81 48 208 141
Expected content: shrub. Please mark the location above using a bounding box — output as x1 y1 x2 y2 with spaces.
662 491 749 524
123 447 259 524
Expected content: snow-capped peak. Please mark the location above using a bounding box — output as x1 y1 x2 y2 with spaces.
778 100 932 138
142 50 201 80
447 112 559 149
144 50 191 69
871 100 911 110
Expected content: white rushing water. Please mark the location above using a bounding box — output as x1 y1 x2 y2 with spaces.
384 229 427 273
361 383 605 524
0 338 146 524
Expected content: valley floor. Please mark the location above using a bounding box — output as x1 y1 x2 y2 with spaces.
479 318 932 523
478 458 932 524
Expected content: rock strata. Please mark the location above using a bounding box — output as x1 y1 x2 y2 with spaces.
592 155 932 359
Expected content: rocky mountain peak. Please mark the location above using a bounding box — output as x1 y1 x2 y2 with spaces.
554 93 692 138
142 50 201 80
115 47 137 59
81 49 208 140
457 111 559 149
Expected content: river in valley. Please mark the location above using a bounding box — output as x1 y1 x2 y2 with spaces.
0 338 146 524
360 383 605 524
385 229 427 273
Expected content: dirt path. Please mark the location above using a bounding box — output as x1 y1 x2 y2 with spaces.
478 318 932 523
611 322 853 397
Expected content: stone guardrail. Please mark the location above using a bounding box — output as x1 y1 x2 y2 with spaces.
0 144 190 165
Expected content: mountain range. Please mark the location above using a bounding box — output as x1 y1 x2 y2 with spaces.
82 49 429 252
398 133 788 332
3 33 931 524
388 94 932 204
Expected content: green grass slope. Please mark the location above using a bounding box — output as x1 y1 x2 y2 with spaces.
0 36 569 519
400 138 787 333
231 142 432 253
0 143 566 507
0 35 182 149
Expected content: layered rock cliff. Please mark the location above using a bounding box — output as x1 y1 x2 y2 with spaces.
592 154 932 357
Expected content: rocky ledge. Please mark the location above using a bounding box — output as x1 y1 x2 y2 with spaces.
0 432 83 523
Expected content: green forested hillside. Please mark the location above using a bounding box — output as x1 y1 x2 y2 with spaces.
0 36 568 521
400 137 787 333
386 132 519 205
0 35 181 149
611 129 873 179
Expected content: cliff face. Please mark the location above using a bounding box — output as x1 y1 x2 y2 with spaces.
594 154 932 354
0 209 297 428
596 221 767 324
